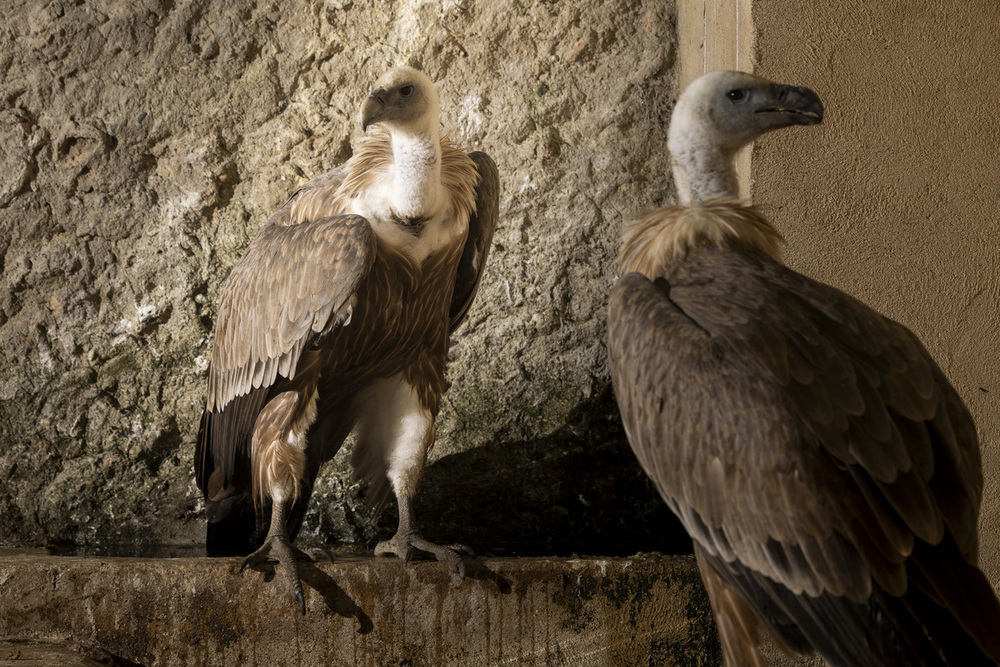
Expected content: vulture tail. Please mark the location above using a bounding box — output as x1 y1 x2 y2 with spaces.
699 544 1000 667
198 405 263 557
884 536 1000 665
205 485 259 557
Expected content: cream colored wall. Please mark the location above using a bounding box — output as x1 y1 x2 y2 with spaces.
679 0 1000 597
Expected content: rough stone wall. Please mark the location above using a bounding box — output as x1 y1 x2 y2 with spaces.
0 0 682 554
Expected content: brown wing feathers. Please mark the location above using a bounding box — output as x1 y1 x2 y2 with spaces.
449 151 500 331
610 70 999 664
609 227 1000 663
206 215 376 412
196 161 376 513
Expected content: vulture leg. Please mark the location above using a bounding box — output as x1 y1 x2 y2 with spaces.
375 493 475 577
357 374 473 577
239 498 333 614
238 389 332 614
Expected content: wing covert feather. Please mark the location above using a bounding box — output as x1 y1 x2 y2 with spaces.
449 151 499 332
206 214 376 412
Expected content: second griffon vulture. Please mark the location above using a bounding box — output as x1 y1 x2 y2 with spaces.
608 70 1000 666
195 66 499 612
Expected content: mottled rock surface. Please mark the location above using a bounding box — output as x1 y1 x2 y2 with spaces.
0 0 683 555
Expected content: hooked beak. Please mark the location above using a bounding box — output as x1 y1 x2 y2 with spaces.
756 84 824 126
360 88 387 132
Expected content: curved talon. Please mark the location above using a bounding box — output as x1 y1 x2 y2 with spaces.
376 532 474 578
294 589 305 616
453 543 476 557
297 546 334 564
239 535 321 613
443 546 468 579
451 554 466 580
239 542 273 574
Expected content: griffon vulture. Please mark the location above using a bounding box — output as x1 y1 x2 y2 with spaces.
607 70 1000 665
195 66 499 612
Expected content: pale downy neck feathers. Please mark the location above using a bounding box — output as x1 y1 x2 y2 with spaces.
668 135 741 206
388 129 443 220
338 126 444 222
336 129 478 259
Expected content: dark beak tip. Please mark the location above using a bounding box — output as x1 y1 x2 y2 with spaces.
795 113 822 127
807 104 824 125
792 90 823 126
360 95 384 133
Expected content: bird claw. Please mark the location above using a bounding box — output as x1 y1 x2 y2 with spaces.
239 536 331 614
240 542 333 569
294 589 305 616
375 533 474 579
239 544 272 574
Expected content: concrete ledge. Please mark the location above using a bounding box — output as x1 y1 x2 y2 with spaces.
0 549 720 666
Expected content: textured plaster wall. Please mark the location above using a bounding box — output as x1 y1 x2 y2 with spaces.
681 0 1000 591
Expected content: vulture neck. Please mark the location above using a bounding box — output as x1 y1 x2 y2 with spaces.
390 130 443 220
669 132 741 205
620 132 783 278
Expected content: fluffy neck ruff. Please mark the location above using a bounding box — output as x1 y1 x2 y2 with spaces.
337 129 477 226
389 130 443 219
619 199 783 278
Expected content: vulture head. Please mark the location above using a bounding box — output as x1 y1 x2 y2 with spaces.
668 70 823 203
360 65 439 136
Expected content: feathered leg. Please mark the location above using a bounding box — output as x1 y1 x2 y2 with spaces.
353 374 473 576
238 390 332 614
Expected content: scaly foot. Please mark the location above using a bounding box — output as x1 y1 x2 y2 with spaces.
375 531 475 578
240 536 333 614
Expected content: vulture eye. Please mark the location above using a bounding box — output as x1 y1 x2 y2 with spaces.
399 85 415 98
726 89 747 102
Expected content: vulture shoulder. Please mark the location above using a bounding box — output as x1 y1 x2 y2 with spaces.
449 151 500 331
607 240 983 605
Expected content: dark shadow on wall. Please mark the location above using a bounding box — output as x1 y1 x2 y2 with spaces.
393 385 694 558
44 386 692 560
